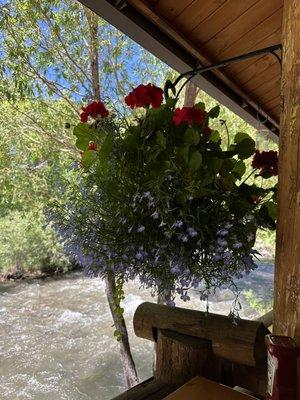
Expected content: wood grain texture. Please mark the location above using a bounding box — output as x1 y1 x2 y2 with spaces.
155 329 213 386
153 0 193 20
216 7 283 60
274 0 300 343
189 0 260 46
174 0 228 33
199 0 282 59
134 302 269 367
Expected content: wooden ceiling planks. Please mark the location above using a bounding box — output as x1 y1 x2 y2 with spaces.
224 26 282 76
152 0 194 20
216 7 282 60
126 0 282 126
188 0 260 46
199 0 282 59
233 57 278 85
171 0 228 33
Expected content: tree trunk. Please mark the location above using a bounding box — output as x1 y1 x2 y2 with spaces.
84 8 139 386
105 273 139 387
85 8 101 100
183 80 198 107
157 289 172 305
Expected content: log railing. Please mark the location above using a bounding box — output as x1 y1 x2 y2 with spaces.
134 302 269 367
111 304 273 399
134 302 271 396
257 310 273 328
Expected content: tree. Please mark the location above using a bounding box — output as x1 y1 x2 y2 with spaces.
0 0 170 387
83 6 138 386
183 81 199 107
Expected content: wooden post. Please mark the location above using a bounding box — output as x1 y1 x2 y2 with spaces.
273 0 300 342
155 329 213 386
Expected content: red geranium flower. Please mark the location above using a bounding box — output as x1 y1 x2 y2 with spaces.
88 142 97 151
173 107 206 126
252 150 278 176
124 83 164 109
80 100 109 122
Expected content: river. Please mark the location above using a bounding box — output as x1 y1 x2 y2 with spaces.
0 263 274 400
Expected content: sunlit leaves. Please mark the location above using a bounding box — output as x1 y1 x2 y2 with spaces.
81 149 97 168
73 123 94 150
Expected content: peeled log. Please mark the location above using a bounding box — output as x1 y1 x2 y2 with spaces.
134 302 269 367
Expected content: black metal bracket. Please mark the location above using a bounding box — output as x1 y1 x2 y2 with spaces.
164 44 282 100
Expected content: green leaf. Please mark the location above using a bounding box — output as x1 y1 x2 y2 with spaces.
165 97 177 109
183 127 200 146
194 101 205 110
208 130 221 143
206 156 222 173
73 123 94 151
235 138 256 159
258 205 276 230
266 201 277 220
220 159 234 173
208 105 220 118
75 135 90 151
229 198 253 217
177 146 189 164
189 150 202 171
122 127 140 150
232 160 246 179
73 123 93 138
234 132 252 143
155 131 166 148
99 135 114 163
81 150 97 168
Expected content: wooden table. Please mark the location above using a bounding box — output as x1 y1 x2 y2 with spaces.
163 376 258 400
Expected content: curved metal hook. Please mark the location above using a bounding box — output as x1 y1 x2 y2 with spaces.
163 44 282 102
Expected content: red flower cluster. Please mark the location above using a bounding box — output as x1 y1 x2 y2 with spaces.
125 84 164 109
88 142 97 151
80 101 109 122
173 107 206 126
252 150 278 176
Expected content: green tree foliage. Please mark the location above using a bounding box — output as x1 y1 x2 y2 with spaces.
0 0 169 276
0 101 76 216
0 210 69 275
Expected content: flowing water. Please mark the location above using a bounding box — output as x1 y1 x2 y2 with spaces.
0 263 274 400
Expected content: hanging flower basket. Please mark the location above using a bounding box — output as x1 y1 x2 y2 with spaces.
72 83 278 304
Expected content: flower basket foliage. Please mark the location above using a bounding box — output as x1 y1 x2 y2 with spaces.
73 84 278 304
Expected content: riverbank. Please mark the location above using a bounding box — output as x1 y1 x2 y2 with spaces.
0 264 81 284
